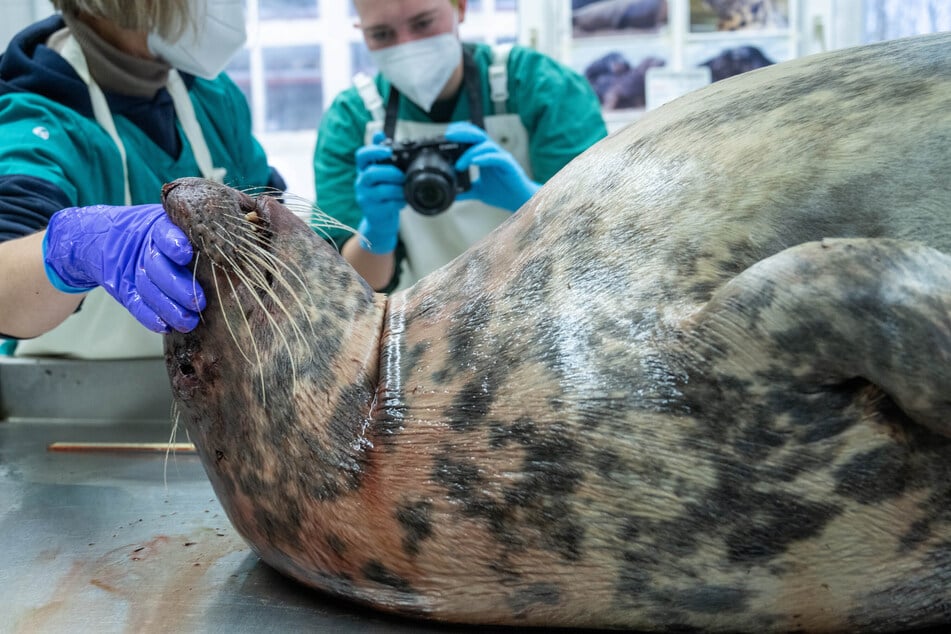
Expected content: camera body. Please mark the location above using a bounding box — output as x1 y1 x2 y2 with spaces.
382 136 474 215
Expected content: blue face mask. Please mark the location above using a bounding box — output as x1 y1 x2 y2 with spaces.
369 33 463 112
147 0 247 79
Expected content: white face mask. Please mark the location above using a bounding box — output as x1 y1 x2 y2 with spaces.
369 33 463 112
147 0 247 80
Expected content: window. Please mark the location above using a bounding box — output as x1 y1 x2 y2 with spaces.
259 0 319 20
862 0 950 43
263 45 321 132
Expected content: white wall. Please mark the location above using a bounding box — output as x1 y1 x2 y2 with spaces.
800 0 865 55
0 0 52 50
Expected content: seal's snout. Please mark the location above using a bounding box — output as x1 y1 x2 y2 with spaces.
160 177 276 272
161 180 182 199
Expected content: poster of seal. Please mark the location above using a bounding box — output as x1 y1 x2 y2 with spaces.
689 0 790 32
572 0 670 37
570 0 796 119
570 0 670 115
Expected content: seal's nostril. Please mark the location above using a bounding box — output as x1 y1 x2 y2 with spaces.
162 181 181 198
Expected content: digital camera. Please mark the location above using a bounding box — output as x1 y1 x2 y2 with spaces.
382 137 474 216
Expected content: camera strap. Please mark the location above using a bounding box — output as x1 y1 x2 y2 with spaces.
383 47 485 139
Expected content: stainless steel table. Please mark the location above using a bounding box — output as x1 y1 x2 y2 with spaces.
0 358 523 633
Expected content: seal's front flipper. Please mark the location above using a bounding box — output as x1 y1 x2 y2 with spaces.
682 238 951 438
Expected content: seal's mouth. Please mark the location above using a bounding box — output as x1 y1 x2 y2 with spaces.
162 178 274 271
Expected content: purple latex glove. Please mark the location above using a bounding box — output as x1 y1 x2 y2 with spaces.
354 131 405 254
444 121 540 213
42 204 206 333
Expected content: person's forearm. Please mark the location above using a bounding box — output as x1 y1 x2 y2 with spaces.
341 236 396 291
0 231 85 338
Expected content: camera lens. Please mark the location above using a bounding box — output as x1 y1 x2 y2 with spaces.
404 150 458 215
407 173 454 215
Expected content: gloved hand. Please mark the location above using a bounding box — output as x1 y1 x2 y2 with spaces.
444 121 540 213
43 204 206 334
354 131 405 254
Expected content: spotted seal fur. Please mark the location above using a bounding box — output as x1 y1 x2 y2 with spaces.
162 32 951 631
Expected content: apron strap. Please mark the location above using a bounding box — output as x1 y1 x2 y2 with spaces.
166 69 227 183
353 71 385 123
60 34 132 205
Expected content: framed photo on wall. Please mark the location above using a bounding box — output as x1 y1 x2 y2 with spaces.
689 0 790 33
568 0 798 129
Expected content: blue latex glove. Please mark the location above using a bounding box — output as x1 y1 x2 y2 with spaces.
42 204 206 333
444 121 540 213
354 131 405 254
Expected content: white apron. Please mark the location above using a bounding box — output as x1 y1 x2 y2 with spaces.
355 45 532 290
16 35 225 359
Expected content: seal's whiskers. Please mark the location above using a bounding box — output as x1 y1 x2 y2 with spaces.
212 222 312 346
222 268 269 406
208 220 311 349
240 185 283 198
202 240 255 367
308 208 356 247
211 216 320 340
220 214 320 310
215 245 301 394
164 403 184 493
192 250 206 325
240 186 350 237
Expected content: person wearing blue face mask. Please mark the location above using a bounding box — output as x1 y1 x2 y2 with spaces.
0 0 285 358
313 0 608 292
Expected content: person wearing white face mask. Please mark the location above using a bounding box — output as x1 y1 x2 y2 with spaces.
313 0 607 292
0 0 285 359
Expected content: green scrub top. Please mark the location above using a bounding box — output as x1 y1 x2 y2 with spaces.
0 73 273 208
313 42 608 249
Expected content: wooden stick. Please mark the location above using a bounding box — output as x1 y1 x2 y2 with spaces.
47 442 196 453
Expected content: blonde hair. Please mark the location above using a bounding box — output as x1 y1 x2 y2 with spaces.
352 0 460 11
51 0 192 39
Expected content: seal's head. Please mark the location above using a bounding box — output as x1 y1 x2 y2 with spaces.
161 178 386 590
161 177 379 399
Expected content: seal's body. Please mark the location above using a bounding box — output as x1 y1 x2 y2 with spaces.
163 33 951 631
